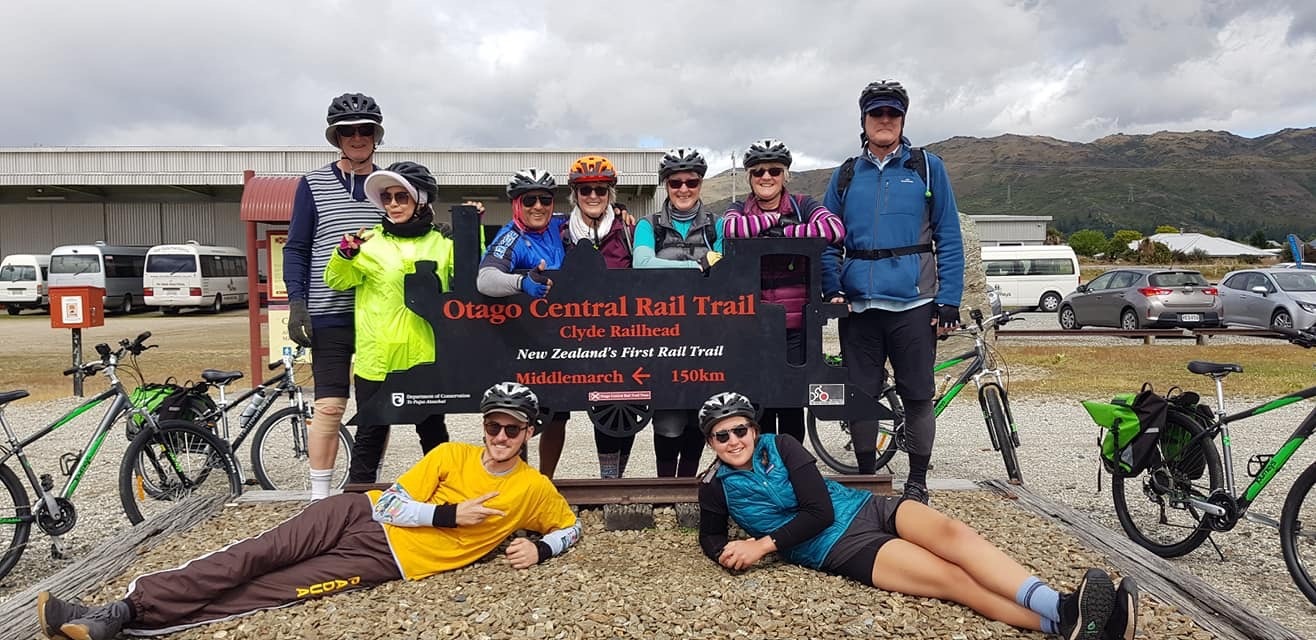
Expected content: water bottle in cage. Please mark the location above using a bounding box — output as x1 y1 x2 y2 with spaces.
239 388 267 425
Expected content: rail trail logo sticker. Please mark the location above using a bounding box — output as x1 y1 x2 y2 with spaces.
808 384 845 406
587 390 652 402
391 392 406 407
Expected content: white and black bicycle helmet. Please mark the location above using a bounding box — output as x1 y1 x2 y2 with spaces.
743 139 793 169
480 382 540 423
324 92 384 145
506 168 558 199
659 147 708 180
698 391 756 435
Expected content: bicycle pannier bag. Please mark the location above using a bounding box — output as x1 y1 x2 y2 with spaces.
1082 383 1168 476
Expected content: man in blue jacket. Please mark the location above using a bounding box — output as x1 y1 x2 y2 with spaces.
821 80 965 504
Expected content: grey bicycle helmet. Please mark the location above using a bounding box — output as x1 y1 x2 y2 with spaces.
743 139 793 169
386 161 437 203
859 80 909 114
506 168 558 199
480 382 540 423
658 147 708 180
325 92 385 145
698 391 757 435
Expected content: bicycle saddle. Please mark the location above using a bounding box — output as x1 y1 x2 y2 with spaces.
201 370 245 384
1187 361 1242 376
0 390 29 405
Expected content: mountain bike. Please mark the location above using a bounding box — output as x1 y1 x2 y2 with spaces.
179 346 353 492
1100 324 1316 606
806 309 1024 484
0 332 242 581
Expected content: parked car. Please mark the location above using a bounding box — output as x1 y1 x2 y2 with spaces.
1056 268 1221 330
1218 268 1316 329
0 254 51 315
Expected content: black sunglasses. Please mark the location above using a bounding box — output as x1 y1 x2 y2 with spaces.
378 191 411 205
484 421 527 438
520 194 554 207
666 178 702 189
710 424 751 443
576 185 609 197
865 107 903 119
749 167 785 178
336 124 377 138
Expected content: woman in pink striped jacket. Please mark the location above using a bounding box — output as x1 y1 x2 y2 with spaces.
722 138 845 444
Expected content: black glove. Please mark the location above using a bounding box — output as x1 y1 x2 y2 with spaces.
288 299 313 347
432 222 454 238
934 304 961 330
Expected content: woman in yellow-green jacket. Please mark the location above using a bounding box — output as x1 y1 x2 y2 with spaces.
325 161 454 483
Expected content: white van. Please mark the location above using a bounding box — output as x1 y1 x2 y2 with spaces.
144 243 248 314
981 245 1080 312
0 254 52 315
48 243 151 314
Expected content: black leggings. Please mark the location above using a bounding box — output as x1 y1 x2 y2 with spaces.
348 377 449 483
654 426 705 477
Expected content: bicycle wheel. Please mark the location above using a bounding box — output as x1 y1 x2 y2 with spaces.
250 406 354 492
981 384 1023 485
0 463 32 581
1281 461 1316 606
119 420 242 525
807 388 903 475
1111 411 1222 557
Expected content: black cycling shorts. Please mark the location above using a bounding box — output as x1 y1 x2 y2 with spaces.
820 495 906 586
310 325 355 398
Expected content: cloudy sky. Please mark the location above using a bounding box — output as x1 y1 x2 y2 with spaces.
4 0 1314 170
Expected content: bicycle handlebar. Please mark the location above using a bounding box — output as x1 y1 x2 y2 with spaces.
268 345 307 370
1270 325 1316 348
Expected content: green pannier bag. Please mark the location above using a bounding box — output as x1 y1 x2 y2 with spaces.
1082 383 1168 476
127 382 217 437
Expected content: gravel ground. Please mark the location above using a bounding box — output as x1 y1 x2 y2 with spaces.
1 389 1313 637
0 312 1311 637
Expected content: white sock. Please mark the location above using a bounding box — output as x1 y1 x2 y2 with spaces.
309 468 334 501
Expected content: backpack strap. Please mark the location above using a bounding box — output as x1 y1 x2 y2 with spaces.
834 149 934 212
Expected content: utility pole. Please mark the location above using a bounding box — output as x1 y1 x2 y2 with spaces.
730 151 737 203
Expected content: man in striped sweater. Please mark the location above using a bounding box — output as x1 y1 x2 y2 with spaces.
283 92 388 497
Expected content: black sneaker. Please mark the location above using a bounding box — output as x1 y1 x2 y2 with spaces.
1104 577 1139 640
1057 568 1116 640
901 480 929 505
37 591 88 640
59 600 132 640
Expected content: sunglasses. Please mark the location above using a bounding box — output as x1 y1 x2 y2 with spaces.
865 107 903 119
576 185 609 197
666 178 702 190
484 421 527 438
710 424 751 443
336 124 377 138
378 191 411 205
520 194 554 207
749 167 785 178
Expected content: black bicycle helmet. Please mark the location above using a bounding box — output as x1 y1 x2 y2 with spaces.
743 138 793 169
506 168 558 199
385 161 438 203
327 92 383 125
698 391 757 435
325 92 384 146
480 382 540 422
859 80 909 114
658 147 708 180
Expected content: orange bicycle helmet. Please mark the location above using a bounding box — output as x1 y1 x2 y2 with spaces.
568 155 618 184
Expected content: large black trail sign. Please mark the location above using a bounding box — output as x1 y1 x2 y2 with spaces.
355 207 891 437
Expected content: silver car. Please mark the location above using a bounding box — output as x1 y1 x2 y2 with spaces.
1057 268 1222 330
1218 268 1316 329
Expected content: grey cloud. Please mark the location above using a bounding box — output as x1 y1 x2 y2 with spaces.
2 0 1313 167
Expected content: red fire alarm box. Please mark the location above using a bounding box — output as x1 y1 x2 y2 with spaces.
50 286 105 329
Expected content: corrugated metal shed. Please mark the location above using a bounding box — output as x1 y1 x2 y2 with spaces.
968 214 1051 246
0 148 662 186
1133 233 1272 257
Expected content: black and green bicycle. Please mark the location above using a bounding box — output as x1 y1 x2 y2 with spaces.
1091 324 1316 606
806 309 1024 484
0 332 242 582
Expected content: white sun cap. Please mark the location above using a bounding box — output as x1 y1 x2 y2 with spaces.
364 171 424 211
